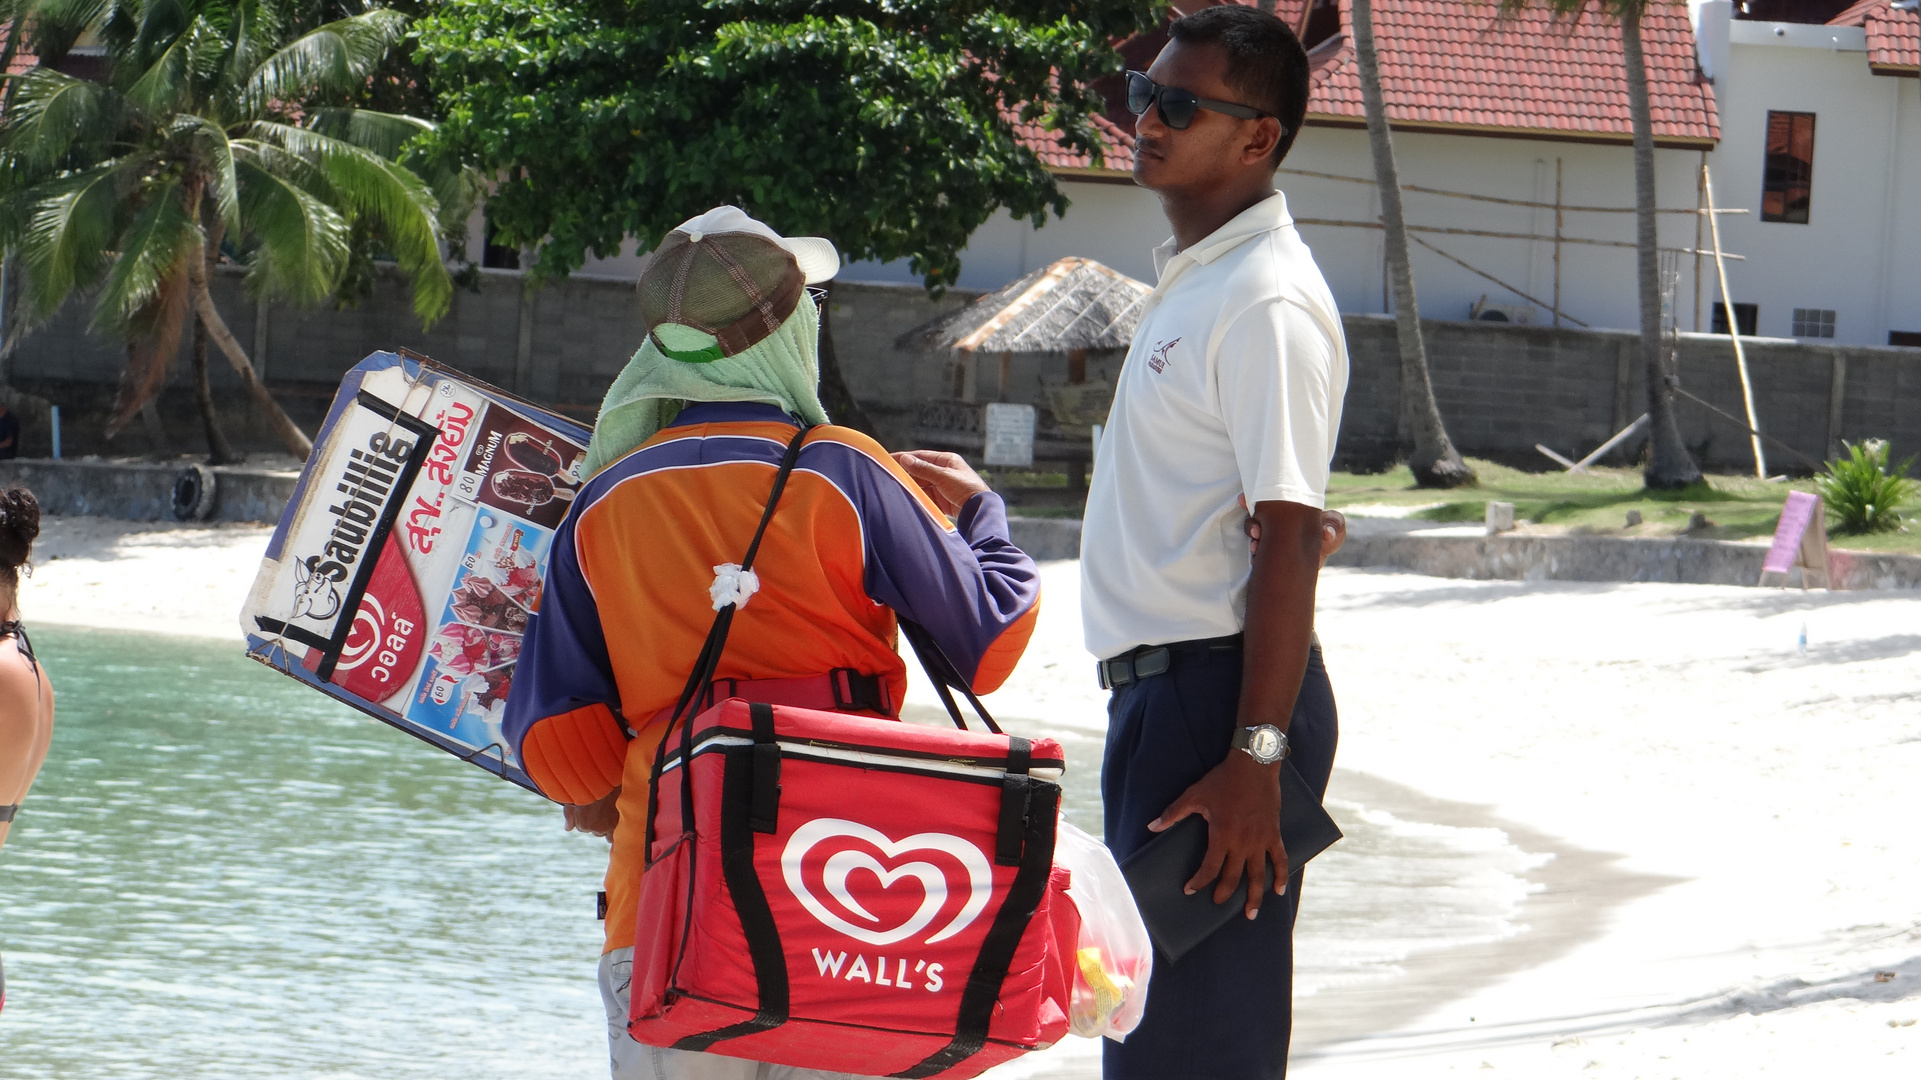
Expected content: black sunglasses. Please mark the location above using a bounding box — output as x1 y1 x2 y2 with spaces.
1124 70 1282 134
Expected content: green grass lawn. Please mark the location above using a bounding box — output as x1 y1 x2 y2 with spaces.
1328 458 1921 556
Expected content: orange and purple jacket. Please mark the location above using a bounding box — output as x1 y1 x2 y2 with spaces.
503 403 1041 952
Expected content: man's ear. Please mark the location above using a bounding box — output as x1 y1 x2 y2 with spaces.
1240 117 1283 167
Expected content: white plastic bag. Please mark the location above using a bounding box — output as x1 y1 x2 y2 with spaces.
1054 819 1153 1041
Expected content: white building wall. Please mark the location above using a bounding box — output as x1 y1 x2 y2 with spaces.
1703 19 1919 346
846 125 1717 339
555 10 1917 348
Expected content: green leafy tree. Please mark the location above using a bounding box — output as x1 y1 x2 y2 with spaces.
1351 0 1475 488
0 0 459 461
1497 0 1701 489
416 0 1162 428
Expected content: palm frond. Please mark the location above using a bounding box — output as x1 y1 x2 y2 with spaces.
108 255 194 436
125 9 216 114
18 161 132 321
235 157 351 306
251 120 451 323
242 9 408 111
306 107 431 161
308 108 481 236
172 113 239 228
0 68 123 170
92 174 198 331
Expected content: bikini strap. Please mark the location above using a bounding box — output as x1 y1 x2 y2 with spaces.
0 620 37 678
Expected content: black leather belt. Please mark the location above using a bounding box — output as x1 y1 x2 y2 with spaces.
1096 631 1320 690
1096 647 1172 690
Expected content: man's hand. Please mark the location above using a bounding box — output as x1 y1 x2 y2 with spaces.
1149 754 1288 919
1238 494 1345 565
564 785 620 839
893 450 992 516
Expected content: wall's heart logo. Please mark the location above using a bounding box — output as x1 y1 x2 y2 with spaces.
781 819 993 947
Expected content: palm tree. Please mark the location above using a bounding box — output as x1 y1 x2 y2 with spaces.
1499 0 1700 488
1349 0 1476 488
0 0 456 461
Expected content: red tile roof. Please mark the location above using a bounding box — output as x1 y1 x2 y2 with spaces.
1015 110 1136 177
1301 0 1720 148
1034 1 1721 175
3 21 37 77
1830 0 1920 75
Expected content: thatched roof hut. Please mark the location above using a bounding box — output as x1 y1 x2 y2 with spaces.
895 257 1150 356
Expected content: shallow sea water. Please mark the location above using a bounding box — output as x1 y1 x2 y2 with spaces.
1 628 1541 1078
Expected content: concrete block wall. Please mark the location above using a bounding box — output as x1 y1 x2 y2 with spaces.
7 263 1920 475
1334 315 1921 473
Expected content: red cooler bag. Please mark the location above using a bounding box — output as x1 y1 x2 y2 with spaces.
630 697 1075 1078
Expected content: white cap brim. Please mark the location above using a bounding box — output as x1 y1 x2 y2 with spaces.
779 237 840 284
672 205 840 284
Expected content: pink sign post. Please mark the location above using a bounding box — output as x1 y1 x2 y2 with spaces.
1760 491 1830 589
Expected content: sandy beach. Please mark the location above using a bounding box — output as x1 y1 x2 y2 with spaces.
18 517 1920 1077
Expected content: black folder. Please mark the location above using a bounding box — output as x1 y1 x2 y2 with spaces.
1119 761 1343 962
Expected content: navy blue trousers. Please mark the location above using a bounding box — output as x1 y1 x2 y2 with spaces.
1101 641 1338 1080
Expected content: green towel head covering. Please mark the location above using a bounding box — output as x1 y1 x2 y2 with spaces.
583 299 828 477
583 206 839 477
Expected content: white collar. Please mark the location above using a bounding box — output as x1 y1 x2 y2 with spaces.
1150 190 1294 289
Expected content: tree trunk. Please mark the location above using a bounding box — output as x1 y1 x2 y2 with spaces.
185 241 314 459
813 283 875 436
1351 0 1474 488
192 315 243 465
1622 7 1701 489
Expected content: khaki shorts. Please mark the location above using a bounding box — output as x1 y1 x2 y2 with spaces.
599 947 877 1080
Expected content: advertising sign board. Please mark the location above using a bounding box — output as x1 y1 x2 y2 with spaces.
242 351 591 792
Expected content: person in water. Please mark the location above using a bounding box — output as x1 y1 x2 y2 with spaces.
0 487 52 1014
503 207 1042 1080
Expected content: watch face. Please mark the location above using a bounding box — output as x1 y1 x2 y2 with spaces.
1249 727 1282 762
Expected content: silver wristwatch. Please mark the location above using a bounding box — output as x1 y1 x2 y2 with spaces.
1231 724 1288 765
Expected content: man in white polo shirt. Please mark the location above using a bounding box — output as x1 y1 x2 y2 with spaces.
1082 7 1347 1078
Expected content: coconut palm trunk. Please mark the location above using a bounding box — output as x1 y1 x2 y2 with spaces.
185 237 314 460
1620 6 1701 488
191 315 241 464
192 213 243 465
1350 0 1475 487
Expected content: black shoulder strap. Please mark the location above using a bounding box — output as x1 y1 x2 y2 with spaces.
644 424 811 861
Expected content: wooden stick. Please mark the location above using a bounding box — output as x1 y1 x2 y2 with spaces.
1669 385 1823 469
1575 413 1650 470
1295 218 1741 258
1536 444 1581 469
1278 166 1750 214
1703 164 1767 479
1407 234 1592 327
1553 158 1564 329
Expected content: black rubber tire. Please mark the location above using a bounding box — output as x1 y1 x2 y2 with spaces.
172 464 217 521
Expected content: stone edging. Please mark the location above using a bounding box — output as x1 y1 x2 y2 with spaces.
1011 515 1921 590
0 458 298 524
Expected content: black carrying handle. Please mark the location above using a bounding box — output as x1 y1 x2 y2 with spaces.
897 618 1003 735
645 425 811 862
898 618 1035 867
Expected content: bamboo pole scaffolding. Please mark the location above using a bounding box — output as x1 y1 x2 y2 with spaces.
1277 165 1748 327
1408 234 1592 328
1279 166 1752 215
1702 164 1767 479
1554 158 1564 328
1296 217 1745 259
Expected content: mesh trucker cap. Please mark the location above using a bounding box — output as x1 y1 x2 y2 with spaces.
640 206 840 363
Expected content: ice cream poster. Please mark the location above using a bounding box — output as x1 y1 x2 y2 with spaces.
241 351 591 792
